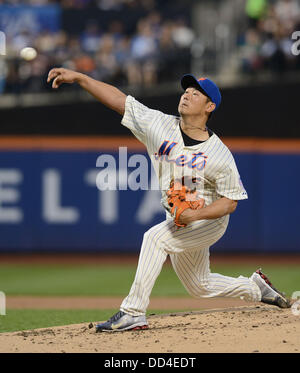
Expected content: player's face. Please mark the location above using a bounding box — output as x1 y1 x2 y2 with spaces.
178 87 214 117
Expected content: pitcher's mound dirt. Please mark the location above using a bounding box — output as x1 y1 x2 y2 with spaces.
1 305 299 353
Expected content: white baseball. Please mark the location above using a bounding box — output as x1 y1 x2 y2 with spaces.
20 47 37 61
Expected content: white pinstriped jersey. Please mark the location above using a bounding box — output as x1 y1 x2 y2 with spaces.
119 96 262 316
122 95 247 202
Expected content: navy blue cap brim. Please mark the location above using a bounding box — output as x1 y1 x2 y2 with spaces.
181 74 211 100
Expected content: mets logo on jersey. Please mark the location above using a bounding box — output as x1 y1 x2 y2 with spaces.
154 140 207 171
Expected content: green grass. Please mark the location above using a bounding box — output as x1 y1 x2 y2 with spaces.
0 264 187 297
0 309 179 333
0 309 109 333
0 263 298 297
0 262 299 333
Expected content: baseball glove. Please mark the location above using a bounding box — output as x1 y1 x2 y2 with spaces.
163 176 205 227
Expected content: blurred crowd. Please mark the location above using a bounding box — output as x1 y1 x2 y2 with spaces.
239 0 300 75
0 0 194 93
0 0 164 10
1 0 300 95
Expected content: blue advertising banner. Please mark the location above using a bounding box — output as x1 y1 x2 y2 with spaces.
0 149 165 252
0 146 299 253
0 5 61 37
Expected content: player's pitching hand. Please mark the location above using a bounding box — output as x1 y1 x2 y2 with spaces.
47 68 81 89
177 208 198 226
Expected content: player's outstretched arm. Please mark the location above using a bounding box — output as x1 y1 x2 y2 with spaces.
47 68 126 115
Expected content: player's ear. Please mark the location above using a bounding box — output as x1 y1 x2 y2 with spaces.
206 101 216 114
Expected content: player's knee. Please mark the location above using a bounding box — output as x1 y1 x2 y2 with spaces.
186 287 201 298
198 281 211 295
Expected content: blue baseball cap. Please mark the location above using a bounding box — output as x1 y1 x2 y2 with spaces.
181 74 222 111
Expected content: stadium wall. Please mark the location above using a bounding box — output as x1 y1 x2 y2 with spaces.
0 81 300 137
0 136 299 253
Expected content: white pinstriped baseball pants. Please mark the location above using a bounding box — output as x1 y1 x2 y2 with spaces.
120 217 261 316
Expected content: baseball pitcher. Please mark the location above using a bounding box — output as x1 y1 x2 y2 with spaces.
47 68 291 332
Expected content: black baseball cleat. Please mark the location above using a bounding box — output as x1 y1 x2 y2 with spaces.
95 311 148 332
250 269 291 308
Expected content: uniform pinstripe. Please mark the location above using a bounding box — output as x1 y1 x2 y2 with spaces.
120 95 261 316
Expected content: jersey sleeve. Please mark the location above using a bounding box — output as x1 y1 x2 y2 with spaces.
121 95 158 145
215 152 248 201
